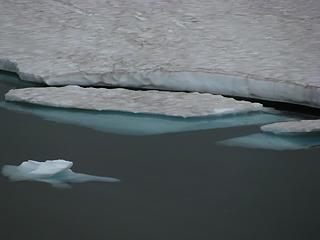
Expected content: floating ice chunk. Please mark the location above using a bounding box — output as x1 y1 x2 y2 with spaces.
0 101 290 135
261 120 320 135
2 160 120 188
5 85 264 118
220 119 320 150
219 133 320 150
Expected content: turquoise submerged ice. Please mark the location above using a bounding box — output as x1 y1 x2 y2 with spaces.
219 133 320 150
2 159 120 188
220 119 320 150
0 101 289 135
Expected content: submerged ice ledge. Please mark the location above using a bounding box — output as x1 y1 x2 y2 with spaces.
219 133 320 151
5 85 264 118
0 101 289 136
2 159 120 189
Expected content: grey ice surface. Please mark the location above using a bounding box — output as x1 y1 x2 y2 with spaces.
261 119 320 134
5 85 264 117
1 0 320 107
2 159 120 188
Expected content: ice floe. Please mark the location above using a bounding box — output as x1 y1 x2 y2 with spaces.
5 85 264 118
2 159 120 188
261 120 320 135
220 119 320 150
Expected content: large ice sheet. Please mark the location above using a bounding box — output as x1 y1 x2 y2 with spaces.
5 85 264 117
1 0 320 108
261 120 320 135
2 159 120 188
0 101 289 136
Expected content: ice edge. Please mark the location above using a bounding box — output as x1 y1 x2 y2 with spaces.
1 58 320 109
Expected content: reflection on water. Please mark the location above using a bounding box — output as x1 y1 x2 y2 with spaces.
0 101 290 135
2 159 120 188
219 132 320 150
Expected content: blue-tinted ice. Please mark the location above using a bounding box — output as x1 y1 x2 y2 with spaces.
0 101 290 135
2 159 120 188
219 133 320 150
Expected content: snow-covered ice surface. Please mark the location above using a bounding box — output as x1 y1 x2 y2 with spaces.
5 85 264 118
0 101 289 135
219 133 320 150
2 159 120 188
261 120 320 135
1 0 320 108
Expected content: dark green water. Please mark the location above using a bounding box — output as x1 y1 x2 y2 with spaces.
1 72 320 240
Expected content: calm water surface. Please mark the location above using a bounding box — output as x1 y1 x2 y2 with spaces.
1 72 320 240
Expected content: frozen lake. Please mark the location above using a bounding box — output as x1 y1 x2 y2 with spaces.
1 72 320 239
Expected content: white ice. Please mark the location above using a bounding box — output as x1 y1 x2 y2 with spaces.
2 159 120 188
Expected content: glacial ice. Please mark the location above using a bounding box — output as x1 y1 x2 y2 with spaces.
2 159 120 188
5 85 264 118
0 101 290 136
261 120 320 135
1 0 320 108
219 133 320 150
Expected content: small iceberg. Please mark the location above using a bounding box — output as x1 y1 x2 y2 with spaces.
2 159 120 188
